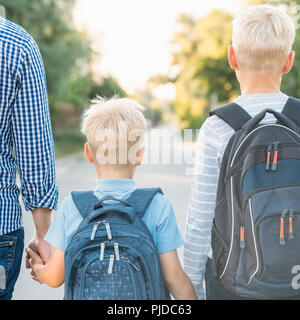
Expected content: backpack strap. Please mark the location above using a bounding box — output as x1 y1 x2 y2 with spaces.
281 97 300 127
126 188 163 218
71 191 100 219
210 102 252 131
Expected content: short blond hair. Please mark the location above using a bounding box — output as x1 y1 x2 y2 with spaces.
81 96 147 166
232 4 295 74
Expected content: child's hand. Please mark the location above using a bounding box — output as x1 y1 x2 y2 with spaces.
25 247 44 271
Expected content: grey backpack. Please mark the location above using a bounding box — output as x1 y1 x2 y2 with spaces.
210 97 300 299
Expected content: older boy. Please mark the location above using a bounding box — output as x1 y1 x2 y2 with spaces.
184 4 296 299
26 97 198 300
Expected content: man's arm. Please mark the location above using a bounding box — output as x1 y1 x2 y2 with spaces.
12 38 58 263
183 118 221 299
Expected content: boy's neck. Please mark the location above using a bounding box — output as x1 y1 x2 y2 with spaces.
237 70 282 95
95 165 135 180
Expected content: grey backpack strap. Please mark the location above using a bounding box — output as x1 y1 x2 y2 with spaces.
71 191 100 219
210 102 252 132
281 97 300 127
126 188 163 218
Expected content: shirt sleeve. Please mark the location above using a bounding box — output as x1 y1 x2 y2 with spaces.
12 37 58 211
154 194 184 254
44 199 67 251
183 117 221 299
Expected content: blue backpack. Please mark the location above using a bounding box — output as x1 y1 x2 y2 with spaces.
64 188 171 300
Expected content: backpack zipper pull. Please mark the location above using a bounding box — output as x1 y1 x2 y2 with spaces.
279 209 287 245
100 242 106 261
121 255 140 272
271 142 279 171
288 209 294 240
266 144 272 171
108 254 115 274
114 242 120 261
91 222 100 240
104 221 112 240
240 226 245 248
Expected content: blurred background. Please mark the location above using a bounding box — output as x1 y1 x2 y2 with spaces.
1 0 300 299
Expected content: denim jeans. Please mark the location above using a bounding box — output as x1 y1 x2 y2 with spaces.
0 228 24 300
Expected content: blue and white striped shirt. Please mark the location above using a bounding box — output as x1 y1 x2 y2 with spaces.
0 17 58 235
184 92 289 299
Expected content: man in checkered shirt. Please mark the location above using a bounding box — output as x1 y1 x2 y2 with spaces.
0 16 58 299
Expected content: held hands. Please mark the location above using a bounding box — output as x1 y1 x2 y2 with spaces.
25 247 44 283
25 237 52 284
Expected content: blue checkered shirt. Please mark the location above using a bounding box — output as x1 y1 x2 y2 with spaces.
0 17 58 235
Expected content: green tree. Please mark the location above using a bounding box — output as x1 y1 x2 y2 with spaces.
2 0 92 106
170 10 239 129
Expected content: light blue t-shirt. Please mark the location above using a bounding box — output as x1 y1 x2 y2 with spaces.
45 179 184 254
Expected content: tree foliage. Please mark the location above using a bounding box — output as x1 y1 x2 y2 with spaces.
2 0 92 100
2 0 128 155
170 10 239 129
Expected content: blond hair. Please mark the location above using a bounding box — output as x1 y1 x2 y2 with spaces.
232 4 295 74
81 96 147 166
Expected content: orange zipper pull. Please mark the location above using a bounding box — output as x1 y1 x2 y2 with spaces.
288 209 294 240
271 142 279 171
279 209 287 245
240 226 245 248
266 144 272 171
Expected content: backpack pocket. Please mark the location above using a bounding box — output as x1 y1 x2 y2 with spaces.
211 221 229 277
241 185 300 297
79 254 142 300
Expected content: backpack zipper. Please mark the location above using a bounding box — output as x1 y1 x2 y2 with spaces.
230 124 300 168
120 255 140 271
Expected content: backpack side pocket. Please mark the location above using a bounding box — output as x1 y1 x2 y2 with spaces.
211 221 229 278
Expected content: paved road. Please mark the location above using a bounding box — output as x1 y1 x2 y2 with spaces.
13 139 194 300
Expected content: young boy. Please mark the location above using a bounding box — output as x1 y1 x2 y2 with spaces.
184 4 296 299
26 97 198 300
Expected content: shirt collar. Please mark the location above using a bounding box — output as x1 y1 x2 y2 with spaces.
95 178 136 193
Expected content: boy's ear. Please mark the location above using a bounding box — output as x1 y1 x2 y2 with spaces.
84 143 94 164
282 50 295 74
228 45 238 70
135 146 145 167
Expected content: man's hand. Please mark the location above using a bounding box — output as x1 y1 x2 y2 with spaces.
25 207 52 283
25 237 52 283
25 247 44 269
25 247 44 284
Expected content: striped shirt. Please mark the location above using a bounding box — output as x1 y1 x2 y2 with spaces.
0 17 58 235
183 92 289 299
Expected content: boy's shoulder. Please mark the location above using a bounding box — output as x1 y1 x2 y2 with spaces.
149 192 172 209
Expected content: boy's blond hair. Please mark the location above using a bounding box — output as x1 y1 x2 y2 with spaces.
232 4 295 74
81 96 147 166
